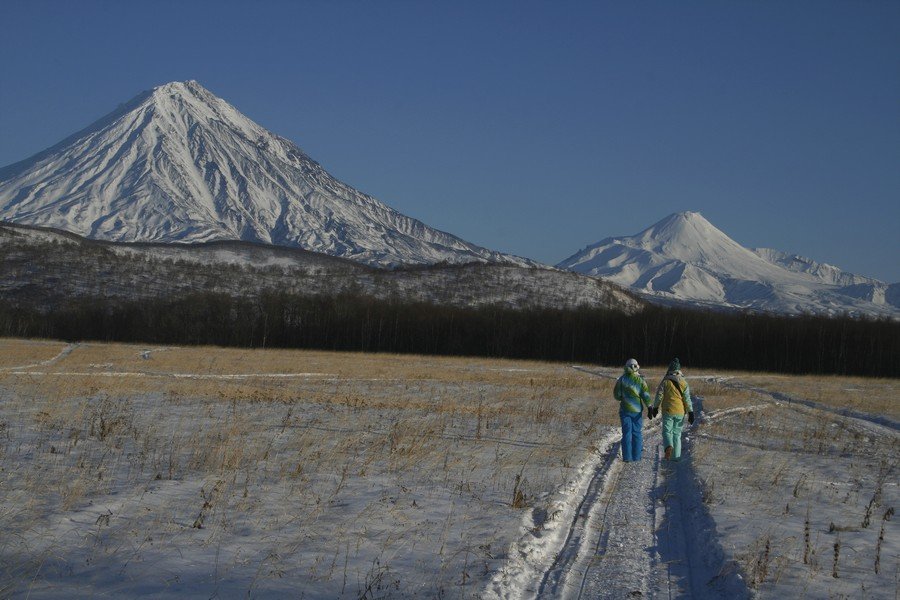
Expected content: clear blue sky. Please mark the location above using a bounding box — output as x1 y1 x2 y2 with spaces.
2 0 898 281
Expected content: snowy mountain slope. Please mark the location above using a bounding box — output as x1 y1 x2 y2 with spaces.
752 247 894 305
752 247 874 287
0 222 643 313
0 81 533 268
557 211 899 316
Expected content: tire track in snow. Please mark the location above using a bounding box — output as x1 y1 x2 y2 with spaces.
535 432 626 598
482 429 623 600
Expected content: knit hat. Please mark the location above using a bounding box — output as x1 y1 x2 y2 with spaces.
668 358 681 373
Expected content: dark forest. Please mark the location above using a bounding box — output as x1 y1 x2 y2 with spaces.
1 292 897 377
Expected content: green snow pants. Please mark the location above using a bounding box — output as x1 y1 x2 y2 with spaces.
662 414 686 459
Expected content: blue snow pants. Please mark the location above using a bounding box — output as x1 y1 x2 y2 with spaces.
662 414 686 459
620 410 643 461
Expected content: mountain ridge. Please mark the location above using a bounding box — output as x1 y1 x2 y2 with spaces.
0 220 643 313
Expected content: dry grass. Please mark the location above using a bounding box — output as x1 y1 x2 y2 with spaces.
739 373 899 419
631 363 897 420
0 338 621 597
0 338 69 368
0 340 615 423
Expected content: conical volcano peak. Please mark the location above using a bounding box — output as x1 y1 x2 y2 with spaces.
631 211 741 263
0 81 532 268
146 80 231 117
151 80 210 98
673 210 712 228
663 210 703 222
642 211 720 241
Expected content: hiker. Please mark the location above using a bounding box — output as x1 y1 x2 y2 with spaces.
613 358 652 462
649 358 694 461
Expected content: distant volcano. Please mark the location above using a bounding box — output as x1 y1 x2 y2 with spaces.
557 211 899 316
0 80 532 268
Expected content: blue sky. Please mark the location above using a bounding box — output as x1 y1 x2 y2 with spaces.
2 0 898 281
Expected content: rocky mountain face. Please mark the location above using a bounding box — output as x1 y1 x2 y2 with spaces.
557 211 899 317
0 81 531 268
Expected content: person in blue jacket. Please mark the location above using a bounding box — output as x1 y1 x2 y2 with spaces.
613 358 652 462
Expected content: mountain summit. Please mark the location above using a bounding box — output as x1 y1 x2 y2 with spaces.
0 80 529 267
557 211 899 316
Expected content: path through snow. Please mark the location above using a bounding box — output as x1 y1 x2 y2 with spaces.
486 368 749 599
488 366 897 599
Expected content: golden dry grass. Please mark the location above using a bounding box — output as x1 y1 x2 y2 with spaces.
687 375 763 412
0 339 615 425
739 373 899 419
0 338 68 368
4 338 894 428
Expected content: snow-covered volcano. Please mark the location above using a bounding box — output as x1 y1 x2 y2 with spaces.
557 211 899 316
0 80 531 267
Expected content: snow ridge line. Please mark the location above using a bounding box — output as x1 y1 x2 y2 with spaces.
482 429 621 600
536 432 623 598
701 403 770 424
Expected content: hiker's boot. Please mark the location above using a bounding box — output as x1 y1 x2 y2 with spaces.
664 446 673 461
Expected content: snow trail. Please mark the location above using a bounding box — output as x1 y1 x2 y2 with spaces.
487 369 751 599
540 428 661 599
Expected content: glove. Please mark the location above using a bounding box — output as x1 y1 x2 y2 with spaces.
688 411 695 425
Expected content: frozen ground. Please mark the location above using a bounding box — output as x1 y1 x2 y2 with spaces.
0 339 612 598
0 340 897 598
486 366 898 599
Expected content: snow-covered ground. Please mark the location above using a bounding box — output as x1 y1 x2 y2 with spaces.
486 367 897 598
1 340 896 598
0 340 611 598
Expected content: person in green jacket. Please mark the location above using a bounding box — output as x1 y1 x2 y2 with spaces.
649 358 694 461
613 358 652 461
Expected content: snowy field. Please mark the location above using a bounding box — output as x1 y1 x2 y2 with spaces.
0 339 896 598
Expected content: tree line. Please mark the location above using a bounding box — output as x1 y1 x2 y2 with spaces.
0 292 897 377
